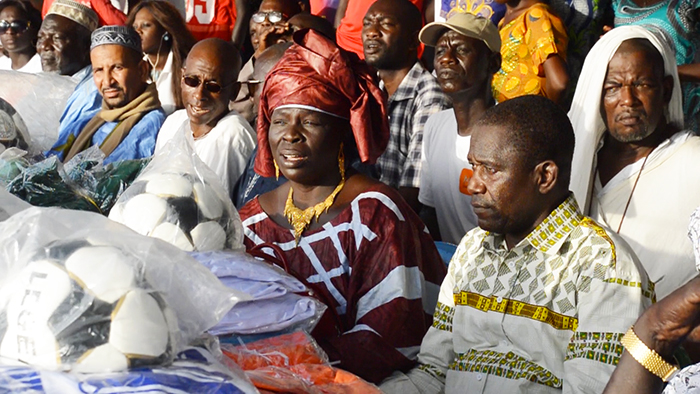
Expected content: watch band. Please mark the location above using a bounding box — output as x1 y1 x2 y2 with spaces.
621 326 679 382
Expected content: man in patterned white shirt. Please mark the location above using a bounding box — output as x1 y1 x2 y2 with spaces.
381 95 653 393
362 0 451 212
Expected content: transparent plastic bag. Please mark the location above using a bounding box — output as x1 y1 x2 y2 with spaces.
0 207 242 373
5 147 149 215
0 71 77 155
109 132 244 252
0 148 30 185
221 332 381 394
190 250 327 336
0 188 30 222
221 331 328 370
0 346 258 394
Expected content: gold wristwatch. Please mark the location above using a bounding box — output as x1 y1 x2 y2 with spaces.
621 326 679 382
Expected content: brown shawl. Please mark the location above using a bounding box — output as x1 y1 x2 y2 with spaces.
64 83 161 162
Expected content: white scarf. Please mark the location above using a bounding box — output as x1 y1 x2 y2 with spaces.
567 25 684 210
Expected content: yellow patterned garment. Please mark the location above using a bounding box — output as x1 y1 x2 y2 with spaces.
492 4 568 102
380 195 653 394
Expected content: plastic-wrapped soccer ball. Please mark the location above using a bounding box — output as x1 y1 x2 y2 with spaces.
0 240 174 372
108 173 240 252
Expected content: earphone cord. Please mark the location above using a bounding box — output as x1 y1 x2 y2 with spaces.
145 33 166 80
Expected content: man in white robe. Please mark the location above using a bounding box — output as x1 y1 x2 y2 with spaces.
569 26 700 299
155 38 256 197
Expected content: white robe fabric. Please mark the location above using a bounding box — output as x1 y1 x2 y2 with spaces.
589 131 700 299
155 109 256 196
154 51 176 116
568 25 697 299
0 53 42 74
568 25 684 207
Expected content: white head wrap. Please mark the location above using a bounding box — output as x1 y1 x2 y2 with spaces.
568 25 683 210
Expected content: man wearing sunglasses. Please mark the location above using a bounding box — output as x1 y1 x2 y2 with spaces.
155 38 256 197
47 25 165 165
231 0 301 124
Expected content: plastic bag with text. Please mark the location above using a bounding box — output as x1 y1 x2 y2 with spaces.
0 346 258 394
109 132 243 252
0 207 241 373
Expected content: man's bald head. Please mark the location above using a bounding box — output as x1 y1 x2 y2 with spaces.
182 38 242 136
187 38 242 85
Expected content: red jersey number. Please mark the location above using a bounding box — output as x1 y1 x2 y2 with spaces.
187 0 215 24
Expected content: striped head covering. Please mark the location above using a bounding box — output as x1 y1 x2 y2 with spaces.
90 25 141 53
46 0 99 32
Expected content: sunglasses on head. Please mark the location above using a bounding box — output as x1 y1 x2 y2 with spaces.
0 20 31 34
182 75 233 93
251 11 286 24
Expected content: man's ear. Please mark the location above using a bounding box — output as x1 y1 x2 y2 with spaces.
663 74 673 105
139 59 150 83
409 30 420 53
534 160 559 195
229 81 241 101
489 51 501 75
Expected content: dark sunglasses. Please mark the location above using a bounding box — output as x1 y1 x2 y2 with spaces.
245 79 262 95
251 11 286 24
182 75 233 93
0 20 31 34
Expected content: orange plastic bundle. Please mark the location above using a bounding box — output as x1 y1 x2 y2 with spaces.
221 332 381 394
248 363 382 394
221 331 326 370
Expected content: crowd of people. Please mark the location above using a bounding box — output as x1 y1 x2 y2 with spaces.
1 0 700 391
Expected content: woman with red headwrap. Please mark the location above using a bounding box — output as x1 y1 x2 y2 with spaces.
238 29 447 384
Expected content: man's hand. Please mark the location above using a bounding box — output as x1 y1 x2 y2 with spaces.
636 276 700 359
255 23 293 57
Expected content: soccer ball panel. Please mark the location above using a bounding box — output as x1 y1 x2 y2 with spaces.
144 174 192 198
109 289 169 358
0 323 58 369
5 260 72 326
190 221 226 252
119 194 168 236
64 246 136 304
150 222 194 252
73 343 128 373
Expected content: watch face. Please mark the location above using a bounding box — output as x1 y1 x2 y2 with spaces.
0 98 28 151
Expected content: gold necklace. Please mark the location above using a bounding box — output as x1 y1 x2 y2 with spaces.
284 178 345 244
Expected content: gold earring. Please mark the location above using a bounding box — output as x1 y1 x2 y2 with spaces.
338 142 345 181
274 160 279 181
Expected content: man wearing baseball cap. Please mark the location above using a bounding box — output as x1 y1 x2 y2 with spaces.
414 12 501 244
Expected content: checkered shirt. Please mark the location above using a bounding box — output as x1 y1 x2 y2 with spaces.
375 62 451 189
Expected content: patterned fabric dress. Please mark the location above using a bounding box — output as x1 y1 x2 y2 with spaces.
492 3 569 103
239 183 447 384
613 0 700 132
380 195 654 393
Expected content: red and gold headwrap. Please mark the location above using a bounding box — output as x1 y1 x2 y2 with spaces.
254 29 390 178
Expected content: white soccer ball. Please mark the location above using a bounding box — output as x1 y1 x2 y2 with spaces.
109 172 241 252
0 241 174 372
